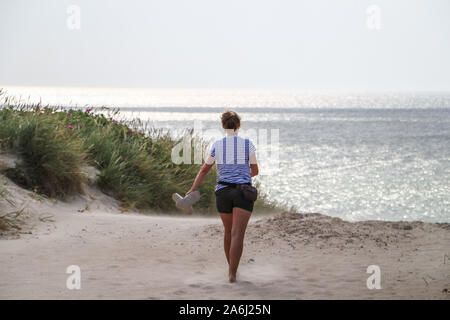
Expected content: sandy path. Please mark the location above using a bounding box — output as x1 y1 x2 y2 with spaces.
0 182 449 299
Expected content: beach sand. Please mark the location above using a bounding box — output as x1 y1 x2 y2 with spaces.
0 178 449 300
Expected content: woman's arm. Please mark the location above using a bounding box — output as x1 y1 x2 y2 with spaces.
250 164 259 177
249 153 258 177
186 162 214 195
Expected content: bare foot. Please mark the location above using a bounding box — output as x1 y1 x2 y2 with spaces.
229 273 236 283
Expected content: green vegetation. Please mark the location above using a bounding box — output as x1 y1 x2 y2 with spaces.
0 176 21 232
0 178 8 230
0 94 279 214
0 107 86 198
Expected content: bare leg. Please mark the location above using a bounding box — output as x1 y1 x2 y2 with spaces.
219 213 233 265
228 207 252 283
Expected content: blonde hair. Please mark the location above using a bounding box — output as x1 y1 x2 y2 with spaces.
221 110 241 131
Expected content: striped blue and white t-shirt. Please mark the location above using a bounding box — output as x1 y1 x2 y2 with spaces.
209 135 256 191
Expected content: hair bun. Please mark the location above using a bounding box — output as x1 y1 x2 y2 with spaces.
221 110 241 130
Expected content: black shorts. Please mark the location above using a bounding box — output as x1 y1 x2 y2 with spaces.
215 187 254 214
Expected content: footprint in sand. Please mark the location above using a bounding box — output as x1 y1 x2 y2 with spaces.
157 259 171 264
238 280 258 288
288 290 305 297
173 289 187 295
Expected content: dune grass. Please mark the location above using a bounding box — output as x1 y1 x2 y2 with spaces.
0 107 87 198
0 178 8 230
0 93 280 214
0 175 18 231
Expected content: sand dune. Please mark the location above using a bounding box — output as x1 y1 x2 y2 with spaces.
0 179 449 300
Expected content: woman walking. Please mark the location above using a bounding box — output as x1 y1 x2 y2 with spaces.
186 110 259 283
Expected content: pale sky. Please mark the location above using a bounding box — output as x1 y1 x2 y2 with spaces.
1 0 449 91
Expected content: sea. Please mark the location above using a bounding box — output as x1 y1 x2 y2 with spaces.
2 86 449 223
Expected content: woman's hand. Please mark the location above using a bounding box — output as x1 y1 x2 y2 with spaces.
185 188 196 196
